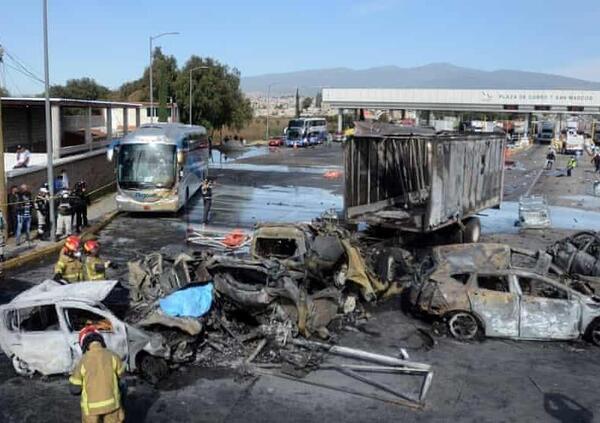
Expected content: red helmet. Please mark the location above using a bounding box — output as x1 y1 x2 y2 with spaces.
66 235 81 244
83 240 99 254
78 325 99 348
64 238 80 253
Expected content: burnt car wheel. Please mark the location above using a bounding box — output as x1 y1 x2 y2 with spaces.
12 355 34 376
447 312 481 341
585 319 600 346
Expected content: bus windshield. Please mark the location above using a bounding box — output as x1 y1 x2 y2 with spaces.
288 119 305 128
118 143 176 189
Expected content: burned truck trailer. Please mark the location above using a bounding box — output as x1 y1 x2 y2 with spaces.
344 122 505 242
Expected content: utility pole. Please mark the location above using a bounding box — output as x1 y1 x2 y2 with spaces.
0 46 6 241
43 0 56 241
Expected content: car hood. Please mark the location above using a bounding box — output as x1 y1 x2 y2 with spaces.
8 280 119 306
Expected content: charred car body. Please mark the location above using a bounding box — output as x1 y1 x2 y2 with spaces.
410 243 600 344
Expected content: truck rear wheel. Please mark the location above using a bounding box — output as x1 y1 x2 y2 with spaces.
462 217 481 243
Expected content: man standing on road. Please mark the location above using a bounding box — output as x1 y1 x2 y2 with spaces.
545 148 556 170
567 156 577 177
201 178 214 224
7 186 19 237
15 185 33 246
69 325 126 423
591 150 600 174
56 191 74 238
35 185 50 240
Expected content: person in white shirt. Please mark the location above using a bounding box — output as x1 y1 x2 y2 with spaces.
13 145 31 168
60 169 69 189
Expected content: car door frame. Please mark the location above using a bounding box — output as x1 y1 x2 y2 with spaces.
467 271 520 338
57 300 130 365
514 272 582 340
4 302 74 375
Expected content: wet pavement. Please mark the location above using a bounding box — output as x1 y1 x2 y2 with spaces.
2 142 600 422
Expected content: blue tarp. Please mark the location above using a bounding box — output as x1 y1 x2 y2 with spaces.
159 283 213 318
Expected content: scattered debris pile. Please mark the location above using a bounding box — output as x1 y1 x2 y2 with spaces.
124 221 432 407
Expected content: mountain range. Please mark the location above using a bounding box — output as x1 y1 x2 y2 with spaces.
241 63 600 95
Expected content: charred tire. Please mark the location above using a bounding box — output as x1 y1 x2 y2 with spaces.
12 355 34 376
446 311 482 341
585 318 600 346
462 217 481 243
138 354 169 384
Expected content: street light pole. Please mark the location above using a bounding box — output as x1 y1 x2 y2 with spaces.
265 83 276 141
189 66 208 126
43 0 56 241
148 32 179 123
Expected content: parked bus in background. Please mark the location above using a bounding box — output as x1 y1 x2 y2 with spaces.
285 117 328 137
107 123 209 212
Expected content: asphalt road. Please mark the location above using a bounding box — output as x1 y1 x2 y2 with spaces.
2 143 600 423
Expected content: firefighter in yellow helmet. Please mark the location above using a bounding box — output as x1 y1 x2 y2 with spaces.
82 240 112 281
53 235 83 283
69 325 126 423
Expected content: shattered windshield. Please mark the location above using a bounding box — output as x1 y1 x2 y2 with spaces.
118 143 176 189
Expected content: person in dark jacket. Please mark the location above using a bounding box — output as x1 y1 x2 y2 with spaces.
16 185 34 246
200 178 214 224
7 186 19 237
72 181 89 232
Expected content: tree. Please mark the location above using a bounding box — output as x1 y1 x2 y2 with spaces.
116 47 178 103
301 97 313 111
49 77 110 100
295 88 300 118
0 86 9 97
158 61 169 122
174 56 252 131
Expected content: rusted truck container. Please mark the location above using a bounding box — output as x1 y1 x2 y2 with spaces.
344 122 505 242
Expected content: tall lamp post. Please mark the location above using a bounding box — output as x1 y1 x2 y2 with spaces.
189 66 209 126
149 31 179 123
265 82 279 141
42 0 56 241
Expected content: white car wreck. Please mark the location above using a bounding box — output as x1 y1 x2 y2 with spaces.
0 280 169 377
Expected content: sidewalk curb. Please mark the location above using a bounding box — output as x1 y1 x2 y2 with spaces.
2 210 120 272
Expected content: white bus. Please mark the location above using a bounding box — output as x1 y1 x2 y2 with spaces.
107 123 209 212
286 117 328 137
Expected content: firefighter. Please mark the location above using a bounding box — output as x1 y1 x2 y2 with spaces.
69 325 126 423
82 240 112 281
53 236 83 283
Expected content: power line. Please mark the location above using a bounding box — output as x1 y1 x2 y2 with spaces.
5 51 44 83
4 61 44 85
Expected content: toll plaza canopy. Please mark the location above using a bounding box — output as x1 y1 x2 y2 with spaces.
322 88 600 114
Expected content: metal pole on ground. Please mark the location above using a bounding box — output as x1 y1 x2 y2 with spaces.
43 0 56 242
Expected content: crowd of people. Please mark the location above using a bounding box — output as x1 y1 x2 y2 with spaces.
2 170 90 258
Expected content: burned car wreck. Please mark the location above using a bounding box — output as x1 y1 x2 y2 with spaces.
0 280 169 377
409 243 600 344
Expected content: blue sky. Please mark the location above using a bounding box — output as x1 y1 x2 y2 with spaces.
1 0 600 94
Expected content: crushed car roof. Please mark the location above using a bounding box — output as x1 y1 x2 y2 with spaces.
432 243 512 273
7 280 119 306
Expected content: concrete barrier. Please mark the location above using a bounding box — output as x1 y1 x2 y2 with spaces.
6 149 115 195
